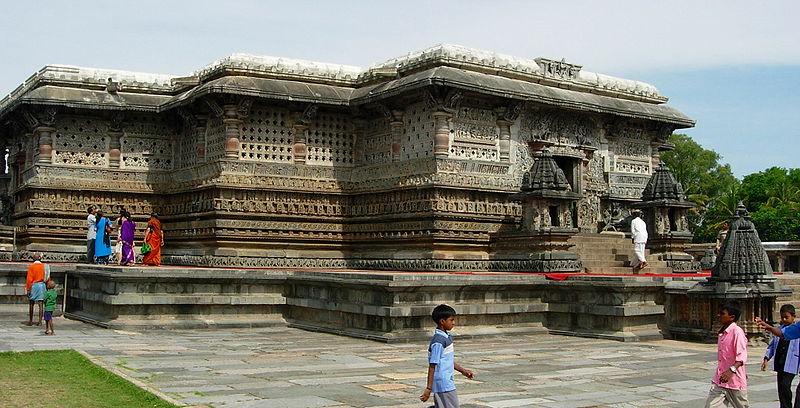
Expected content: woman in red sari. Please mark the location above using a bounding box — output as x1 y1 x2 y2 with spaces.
142 212 164 266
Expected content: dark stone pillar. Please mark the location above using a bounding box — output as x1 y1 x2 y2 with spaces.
390 110 404 162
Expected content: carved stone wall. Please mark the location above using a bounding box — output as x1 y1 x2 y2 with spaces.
449 103 499 162
359 116 392 164
607 123 654 201
2 91 673 270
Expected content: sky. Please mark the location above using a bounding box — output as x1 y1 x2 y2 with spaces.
1 0 797 177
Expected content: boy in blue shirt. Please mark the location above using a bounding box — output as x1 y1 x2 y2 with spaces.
760 304 800 408
419 304 474 408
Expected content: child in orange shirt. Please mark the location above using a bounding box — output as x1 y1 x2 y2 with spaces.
25 253 47 326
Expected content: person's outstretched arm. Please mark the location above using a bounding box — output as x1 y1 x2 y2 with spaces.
756 317 800 340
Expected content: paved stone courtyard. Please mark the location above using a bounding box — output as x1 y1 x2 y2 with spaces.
0 313 791 408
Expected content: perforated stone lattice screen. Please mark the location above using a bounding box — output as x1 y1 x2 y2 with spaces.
240 106 293 163
177 126 199 168
121 114 174 170
306 112 354 166
205 117 226 161
402 102 434 160
53 116 109 167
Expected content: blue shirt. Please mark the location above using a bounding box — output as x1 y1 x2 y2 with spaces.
428 328 455 393
783 323 800 341
765 325 800 374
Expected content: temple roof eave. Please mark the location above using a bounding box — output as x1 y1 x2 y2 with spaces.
160 76 354 111
1 85 168 115
632 199 695 209
350 67 695 128
0 68 695 129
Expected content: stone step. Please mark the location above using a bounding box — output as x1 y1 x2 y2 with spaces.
582 260 627 268
585 266 674 275
577 254 630 262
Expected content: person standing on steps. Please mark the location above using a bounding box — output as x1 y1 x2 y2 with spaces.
630 209 648 271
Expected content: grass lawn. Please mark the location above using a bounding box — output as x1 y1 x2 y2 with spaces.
0 350 179 408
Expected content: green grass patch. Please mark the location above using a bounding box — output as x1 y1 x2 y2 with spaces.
0 350 180 408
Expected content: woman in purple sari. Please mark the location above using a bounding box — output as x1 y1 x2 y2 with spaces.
120 210 136 266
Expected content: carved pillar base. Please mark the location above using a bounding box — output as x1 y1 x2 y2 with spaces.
223 105 241 159
108 131 122 168
292 124 308 164
432 111 452 158
35 127 55 164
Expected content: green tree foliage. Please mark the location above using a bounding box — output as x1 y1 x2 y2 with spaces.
741 167 800 241
660 134 739 242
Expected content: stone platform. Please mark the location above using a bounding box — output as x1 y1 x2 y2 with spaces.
0 263 711 342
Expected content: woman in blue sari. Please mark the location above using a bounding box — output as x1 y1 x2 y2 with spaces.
94 210 113 264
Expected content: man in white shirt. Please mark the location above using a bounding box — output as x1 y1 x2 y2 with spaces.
86 206 97 263
630 209 648 271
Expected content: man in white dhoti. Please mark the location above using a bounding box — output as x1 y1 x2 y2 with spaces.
630 209 648 271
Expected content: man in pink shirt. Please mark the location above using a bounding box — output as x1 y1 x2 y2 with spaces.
706 301 749 408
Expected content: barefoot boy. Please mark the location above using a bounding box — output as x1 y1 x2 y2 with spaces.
761 304 800 408
705 301 748 408
420 304 474 408
43 279 57 335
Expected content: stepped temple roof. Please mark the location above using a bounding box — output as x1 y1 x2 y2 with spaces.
518 150 581 200
0 44 694 127
637 163 694 208
712 202 774 283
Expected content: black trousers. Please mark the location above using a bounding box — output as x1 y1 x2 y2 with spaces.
87 239 95 263
777 371 798 408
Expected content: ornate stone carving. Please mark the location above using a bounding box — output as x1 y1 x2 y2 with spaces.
519 108 598 149
534 57 582 80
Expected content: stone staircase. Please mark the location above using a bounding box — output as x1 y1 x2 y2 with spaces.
569 233 673 275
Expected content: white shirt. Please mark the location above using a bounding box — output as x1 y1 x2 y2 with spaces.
87 214 97 240
631 216 648 243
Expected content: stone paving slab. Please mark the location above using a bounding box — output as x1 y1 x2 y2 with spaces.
0 313 793 407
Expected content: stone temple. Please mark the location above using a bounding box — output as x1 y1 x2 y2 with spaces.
0 44 695 271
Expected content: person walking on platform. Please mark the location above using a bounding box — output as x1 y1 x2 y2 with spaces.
630 209 648 271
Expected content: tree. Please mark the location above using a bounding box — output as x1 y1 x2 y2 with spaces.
741 167 800 241
660 134 739 242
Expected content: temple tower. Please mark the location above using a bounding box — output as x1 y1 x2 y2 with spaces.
633 163 698 272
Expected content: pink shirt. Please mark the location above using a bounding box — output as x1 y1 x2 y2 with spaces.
713 322 748 390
